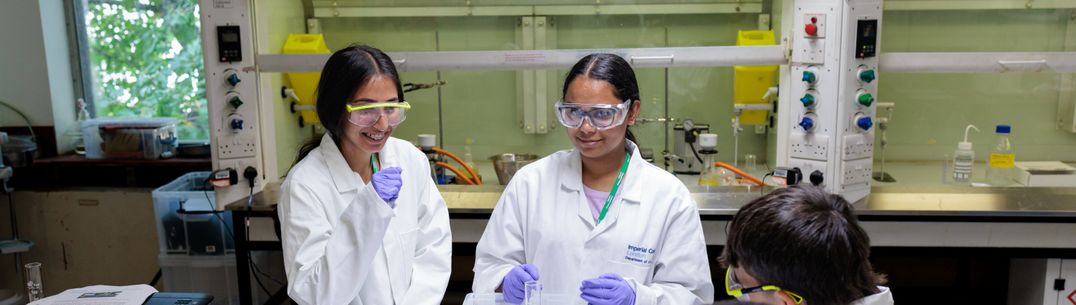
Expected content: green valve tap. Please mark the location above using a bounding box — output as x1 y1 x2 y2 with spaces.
858 69 876 83
857 92 874 107
800 93 816 107
802 71 817 84
228 95 244 108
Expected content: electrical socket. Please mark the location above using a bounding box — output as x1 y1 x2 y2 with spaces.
841 162 872 187
790 132 829 161
842 134 874 161
217 133 257 159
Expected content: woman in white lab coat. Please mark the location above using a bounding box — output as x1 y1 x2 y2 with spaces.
473 53 714 305
278 45 451 305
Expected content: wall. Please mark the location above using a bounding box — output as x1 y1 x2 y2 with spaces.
0 1 58 127
255 0 317 180
268 4 1076 167
0 190 160 296
0 0 79 154
311 12 768 166
880 9 1076 161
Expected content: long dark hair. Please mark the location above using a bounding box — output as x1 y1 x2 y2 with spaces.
562 53 639 144
719 185 886 305
294 45 404 164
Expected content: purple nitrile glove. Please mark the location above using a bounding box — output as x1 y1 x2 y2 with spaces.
371 167 402 207
501 264 540 304
580 273 636 305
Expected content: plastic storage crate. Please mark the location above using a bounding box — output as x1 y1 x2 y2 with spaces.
159 254 240 305
153 172 235 255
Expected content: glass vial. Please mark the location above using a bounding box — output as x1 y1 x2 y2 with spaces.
25 262 44 301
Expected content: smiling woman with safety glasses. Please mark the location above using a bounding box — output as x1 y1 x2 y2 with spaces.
473 53 714 305
277 45 451 305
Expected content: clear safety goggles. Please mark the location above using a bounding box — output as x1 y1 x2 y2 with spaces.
725 267 805 304
554 99 632 130
345 101 411 127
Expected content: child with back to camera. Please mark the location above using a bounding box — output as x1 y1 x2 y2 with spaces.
719 185 893 305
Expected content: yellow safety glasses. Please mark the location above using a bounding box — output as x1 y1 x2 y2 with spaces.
725 267 805 305
344 102 411 127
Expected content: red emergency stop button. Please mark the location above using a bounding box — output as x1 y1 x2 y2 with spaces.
805 23 818 36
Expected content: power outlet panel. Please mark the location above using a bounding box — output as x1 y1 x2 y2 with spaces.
842 133 874 161
217 133 257 159
200 0 264 210
790 132 830 161
841 159 873 187
778 0 881 203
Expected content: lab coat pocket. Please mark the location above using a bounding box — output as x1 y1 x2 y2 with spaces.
605 259 653 284
396 227 419 271
387 228 419 301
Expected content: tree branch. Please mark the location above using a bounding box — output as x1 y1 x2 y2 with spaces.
87 0 161 13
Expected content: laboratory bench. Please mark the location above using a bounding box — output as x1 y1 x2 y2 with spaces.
224 160 1076 305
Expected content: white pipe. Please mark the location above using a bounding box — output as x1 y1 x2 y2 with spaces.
880 52 1076 73
734 104 772 111
259 45 787 73
283 88 301 103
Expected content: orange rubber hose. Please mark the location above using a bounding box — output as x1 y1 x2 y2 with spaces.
431 147 482 184
435 162 475 185
714 161 766 186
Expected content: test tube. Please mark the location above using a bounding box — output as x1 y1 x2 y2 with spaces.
25 262 44 301
523 280 542 305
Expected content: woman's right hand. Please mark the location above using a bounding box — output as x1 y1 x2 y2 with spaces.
372 167 403 207
502 264 540 304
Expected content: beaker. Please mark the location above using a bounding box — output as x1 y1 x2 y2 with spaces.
523 280 542 305
744 154 757 172
25 262 43 301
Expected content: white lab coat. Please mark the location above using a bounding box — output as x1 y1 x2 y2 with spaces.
279 134 452 305
850 286 893 305
473 140 714 305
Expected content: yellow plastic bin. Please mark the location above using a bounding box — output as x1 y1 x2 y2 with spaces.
734 30 778 125
283 34 331 124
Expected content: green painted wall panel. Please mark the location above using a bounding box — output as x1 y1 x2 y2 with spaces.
268 6 1076 172
259 0 315 177
316 13 763 163
880 9 1076 161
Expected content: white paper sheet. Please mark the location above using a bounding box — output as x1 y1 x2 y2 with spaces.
28 284 157 305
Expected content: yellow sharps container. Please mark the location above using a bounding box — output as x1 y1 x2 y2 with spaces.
734 30 778 125
282 34 331 124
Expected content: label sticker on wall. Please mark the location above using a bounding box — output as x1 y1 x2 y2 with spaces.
214 0 233 9
504 52 546 64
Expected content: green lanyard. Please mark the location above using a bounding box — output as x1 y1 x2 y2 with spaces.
597 151 632 225
371 153 379 174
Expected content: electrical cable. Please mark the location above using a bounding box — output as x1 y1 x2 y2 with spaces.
193 175 283 293
761 172 774 195
687 142 705 165
0 99 37 142
241 169 275 296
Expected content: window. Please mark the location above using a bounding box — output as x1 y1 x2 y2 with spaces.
77 0 208 140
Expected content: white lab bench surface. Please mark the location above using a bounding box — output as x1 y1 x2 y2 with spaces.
236 161 1076 249
464 293 584 305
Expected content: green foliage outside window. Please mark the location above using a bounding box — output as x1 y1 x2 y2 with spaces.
86 0 207 140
